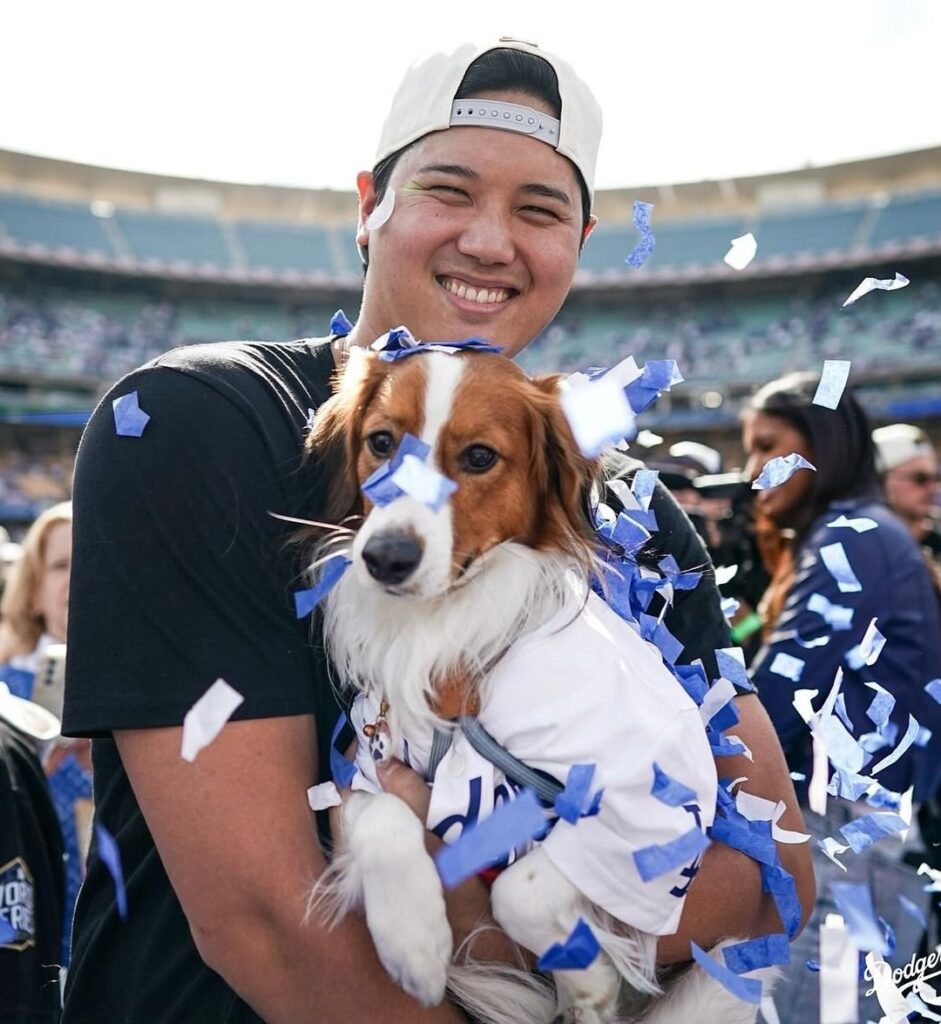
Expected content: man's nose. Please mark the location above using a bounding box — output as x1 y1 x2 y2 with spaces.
455 205 515 265
361 531 424 585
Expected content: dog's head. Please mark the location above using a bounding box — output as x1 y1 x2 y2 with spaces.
306 348 599 601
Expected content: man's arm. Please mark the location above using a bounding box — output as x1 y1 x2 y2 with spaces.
656 693 815 964
116 715 466 1024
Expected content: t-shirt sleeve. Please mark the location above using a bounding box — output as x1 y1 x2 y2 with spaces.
63 365 333 737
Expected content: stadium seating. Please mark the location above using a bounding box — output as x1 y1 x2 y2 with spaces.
869 190 941 247
752 201 868 260
236 222 338 274
116 209 231 267
0 193 112 255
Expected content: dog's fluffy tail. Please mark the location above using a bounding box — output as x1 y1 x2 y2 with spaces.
578 899 661 1000
305 845 362 929
447 960 557 1024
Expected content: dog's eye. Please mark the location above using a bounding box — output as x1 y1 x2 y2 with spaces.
366 431 395 458
460 445 498 474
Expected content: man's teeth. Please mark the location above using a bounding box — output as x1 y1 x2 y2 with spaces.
441 277 510 304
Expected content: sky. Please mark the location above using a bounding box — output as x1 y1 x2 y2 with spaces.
2 0 939 193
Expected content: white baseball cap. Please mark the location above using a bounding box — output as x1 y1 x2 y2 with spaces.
872 423 936 473
374 38 603 204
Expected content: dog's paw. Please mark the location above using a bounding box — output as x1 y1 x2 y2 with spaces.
362 859 453 1006
560 998 618 1024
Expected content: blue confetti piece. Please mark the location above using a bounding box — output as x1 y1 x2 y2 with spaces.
914 725 933 748
675 662 710 706
897 894 928 931
710 816 777 867
632 469 659 511
329 712 357 788
650 762 698 807
373 328 503 363
361 432 432 507
721 597 741 620
554 763 602 824
709 733 749 758
639 614 684 665
537 918 602 971
330 309 353 336
294 556 351 617
812 360 851 410
0 918 15 945
828 882 889 954
715 647 752 692
864 783 902 811
819 543 863 594
690 942 763 1004
925 678 941 705
838 812 908 854
633 826 710 882
865 682 895 729
869 714 920 775
112 390 151 438
96 823 128 921
435 789 547 889
625 360 684 415
828 768 873 802
390 455 457 512
818 714 866 773
722 933 791 974
625 199 656 268
833 693 854 732
761 861 802 939
752 453 816 491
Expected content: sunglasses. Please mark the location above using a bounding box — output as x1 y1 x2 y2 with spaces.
896 471 941 487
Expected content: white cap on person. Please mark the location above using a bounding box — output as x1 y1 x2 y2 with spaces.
872 423 935 473
374 38 603 203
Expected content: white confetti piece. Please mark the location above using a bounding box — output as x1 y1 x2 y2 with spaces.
307 782 342 811
845 618 886 670
819 542 863 593
842 272 909 308
813 360 852 410
724 232 758 270
365 187 395 230
827 515 878 533
818 837 851 871
820 914 859 1024
390 453 457 512
560 374 636 458
769 652 805 682
714 564 739 587
181 678 244 762
808 592 855 630
752 453 816 490
759 993 782 1024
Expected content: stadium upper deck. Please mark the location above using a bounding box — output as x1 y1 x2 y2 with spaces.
1 145 940 288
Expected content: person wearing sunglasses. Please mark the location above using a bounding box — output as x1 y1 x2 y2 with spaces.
873 422 941 558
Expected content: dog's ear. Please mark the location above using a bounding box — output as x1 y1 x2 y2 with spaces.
305 349 386 525
528 374 601 552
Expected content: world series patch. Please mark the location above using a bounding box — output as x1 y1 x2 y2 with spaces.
0 857 36 951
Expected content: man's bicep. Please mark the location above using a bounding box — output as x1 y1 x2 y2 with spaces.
115 714 324 937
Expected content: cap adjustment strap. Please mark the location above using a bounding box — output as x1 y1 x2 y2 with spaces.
449 98 560 148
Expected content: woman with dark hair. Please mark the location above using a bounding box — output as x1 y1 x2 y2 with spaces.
743 372 941 801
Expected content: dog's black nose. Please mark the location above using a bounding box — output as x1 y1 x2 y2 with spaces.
361 532 424 585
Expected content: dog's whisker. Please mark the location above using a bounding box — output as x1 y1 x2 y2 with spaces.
269 511 355 534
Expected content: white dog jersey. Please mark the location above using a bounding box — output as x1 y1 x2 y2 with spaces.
350 577 718 937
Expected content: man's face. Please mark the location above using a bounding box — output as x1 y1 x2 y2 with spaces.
884 453 940 524
355 91 593 358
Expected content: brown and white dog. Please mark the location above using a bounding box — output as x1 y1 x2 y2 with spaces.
305 344 770 1024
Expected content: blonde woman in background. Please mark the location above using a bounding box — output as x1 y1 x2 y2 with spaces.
0 500 91 966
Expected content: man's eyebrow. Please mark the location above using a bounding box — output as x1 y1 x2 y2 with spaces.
414 163 479 180
521 183 572 207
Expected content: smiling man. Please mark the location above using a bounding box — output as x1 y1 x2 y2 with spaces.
62 40 811 1023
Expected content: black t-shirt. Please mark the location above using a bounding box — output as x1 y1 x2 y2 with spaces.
61 339 341 1024
0 717 65 1022
60 340 742 1022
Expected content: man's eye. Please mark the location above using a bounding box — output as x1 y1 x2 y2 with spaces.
523 205 560 220
460 445 498 474
366 431 394 458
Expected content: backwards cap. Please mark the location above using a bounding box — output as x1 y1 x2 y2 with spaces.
374 38 603 203
872 423 936 473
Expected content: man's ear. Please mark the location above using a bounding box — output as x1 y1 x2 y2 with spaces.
580 214 598 252
356 170 377 249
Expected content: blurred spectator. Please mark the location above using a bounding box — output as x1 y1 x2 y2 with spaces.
742 373 941 798
0 502 91 966
742 372 941 1023
872 422 941 558
0 683 65 1020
